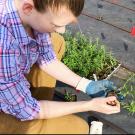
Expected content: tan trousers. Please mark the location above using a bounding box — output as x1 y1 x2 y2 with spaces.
0 33 89 134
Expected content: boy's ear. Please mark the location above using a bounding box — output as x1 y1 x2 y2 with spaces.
22 2 34 15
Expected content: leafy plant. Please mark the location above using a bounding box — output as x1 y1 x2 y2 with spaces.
120 74 135 115
64 90 77 102
62 31 118 80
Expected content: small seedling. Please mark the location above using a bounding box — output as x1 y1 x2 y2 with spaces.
97 16 103 21
120 74 135 115
64 90 77 102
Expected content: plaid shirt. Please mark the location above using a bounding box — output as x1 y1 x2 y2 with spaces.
0 0 56 121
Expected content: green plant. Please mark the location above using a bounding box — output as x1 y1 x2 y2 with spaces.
122 101 135 116
62 31 118 80
120 74 135 115
64 90 77 102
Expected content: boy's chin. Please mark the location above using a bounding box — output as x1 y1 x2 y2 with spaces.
38 29 54 33
55 28 66 34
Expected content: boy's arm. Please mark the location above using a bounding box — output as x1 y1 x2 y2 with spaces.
36 96 120 119
38 33 90 92
39 54 117 98
39 59 82 88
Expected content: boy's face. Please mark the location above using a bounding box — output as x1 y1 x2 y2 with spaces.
17 0 77 33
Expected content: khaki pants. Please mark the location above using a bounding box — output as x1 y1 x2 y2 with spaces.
0 33 89 134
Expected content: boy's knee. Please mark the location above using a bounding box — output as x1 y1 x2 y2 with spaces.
44 115 89 134
67 115 89 134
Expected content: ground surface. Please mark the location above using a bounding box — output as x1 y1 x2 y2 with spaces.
69 0 135 72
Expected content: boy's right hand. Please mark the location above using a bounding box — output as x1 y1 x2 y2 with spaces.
88 96 120 114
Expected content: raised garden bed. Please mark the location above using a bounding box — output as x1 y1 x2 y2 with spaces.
55 32 135 134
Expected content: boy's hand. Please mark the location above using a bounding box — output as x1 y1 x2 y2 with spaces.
76 78 117 98
89 96 120 114
86 80 117 98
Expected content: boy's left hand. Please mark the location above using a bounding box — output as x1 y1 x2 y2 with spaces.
86 80 117 98
76 78 117 98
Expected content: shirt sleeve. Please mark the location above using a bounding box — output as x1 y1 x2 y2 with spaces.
36 33 57 65
0 25 40 121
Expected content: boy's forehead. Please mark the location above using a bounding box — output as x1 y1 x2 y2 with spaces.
48 7 77 23
51 15 77 27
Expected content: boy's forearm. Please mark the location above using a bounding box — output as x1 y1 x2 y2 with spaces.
36 100 90 119
40 59 82 88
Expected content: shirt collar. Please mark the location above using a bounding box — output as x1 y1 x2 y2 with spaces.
7 0 39 46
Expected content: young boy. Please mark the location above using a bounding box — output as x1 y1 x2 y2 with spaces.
0 0 120 133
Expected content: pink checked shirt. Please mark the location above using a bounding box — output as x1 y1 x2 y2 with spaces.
0 0 56 121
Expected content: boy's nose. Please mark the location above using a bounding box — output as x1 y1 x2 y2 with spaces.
55 26 66 34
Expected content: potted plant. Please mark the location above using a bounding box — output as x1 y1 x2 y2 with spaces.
62 31 120 80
